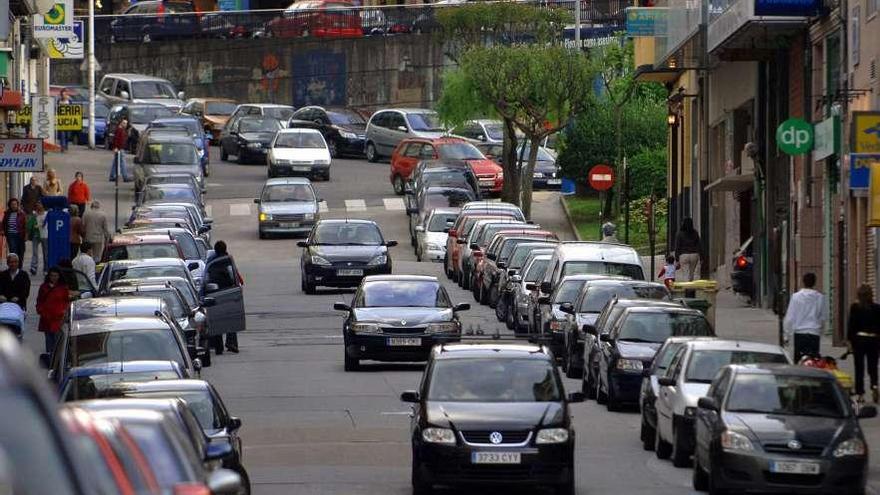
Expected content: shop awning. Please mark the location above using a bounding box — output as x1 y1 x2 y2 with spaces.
633 65 682 84
704 173 754 192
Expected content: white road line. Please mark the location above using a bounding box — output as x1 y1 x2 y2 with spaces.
205 205 213 217
383 197 406 211
319 201 329 213
229 203 251 216
345 199 367 211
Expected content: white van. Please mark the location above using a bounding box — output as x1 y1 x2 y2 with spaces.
539 242 645 294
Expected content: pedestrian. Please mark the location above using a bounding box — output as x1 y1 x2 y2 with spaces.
67 171 91 216
600 222 619 243
113 118 130 153
69 205 85 257
207 240 240 354
657 254 677 290
43 168 63 196
27 203 48 275
0 254 31 310
36 267 69 354
674 217 701 281
1 198 27 261
57 89 72 152
783 272 827 363
82 201 110 263
21 176 44 215
847 284 880 404
72 242 98 289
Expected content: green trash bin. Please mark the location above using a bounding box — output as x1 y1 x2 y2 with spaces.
675 297 711 316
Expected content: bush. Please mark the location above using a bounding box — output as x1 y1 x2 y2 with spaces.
626 147 666 199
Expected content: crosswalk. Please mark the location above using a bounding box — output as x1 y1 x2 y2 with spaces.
208 197 411 218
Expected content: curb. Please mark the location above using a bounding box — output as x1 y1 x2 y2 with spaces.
559 195 582 241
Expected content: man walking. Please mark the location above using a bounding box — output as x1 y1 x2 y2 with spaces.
1 198 27 261
206 240 241 354
783 272 827 362
21 176 44 215
0 254 31 310
82 201 111 263
72 242 98 289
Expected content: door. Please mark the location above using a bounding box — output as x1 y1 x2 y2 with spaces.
204 256 246 335
657 348 684 440
385 113 408 154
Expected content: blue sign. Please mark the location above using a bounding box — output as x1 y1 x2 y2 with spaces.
42 196 71 267
626 8 667 37
218 0 250 10
754 0 819 16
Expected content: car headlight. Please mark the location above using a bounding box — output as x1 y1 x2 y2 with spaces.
536 428 570 444
350 323 380 334
310 255 332 266
616 359 643 372
422 427 456 445
426 322 459 334
720 430 754 452
304 213 315 221
247 142 262 148
367 254 387 266
684 407 697 418
426 242 443 251
834 438 867 457
339 130 357 139
274 158 290 165
197 148 205 158
259 212 272 221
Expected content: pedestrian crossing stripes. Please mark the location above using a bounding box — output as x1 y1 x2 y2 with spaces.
383 197 407 211
344 199 367 211
208 197 417 218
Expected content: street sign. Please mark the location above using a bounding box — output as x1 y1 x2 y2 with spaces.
853 112 880 154
32 0 74 39
0 139 44 172
776 118 813 155
813 115 840 161
29 96 56 144
588 164 614 191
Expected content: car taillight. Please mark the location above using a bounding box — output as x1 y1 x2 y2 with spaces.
173 484 211 495
473 250 483 258
736 256 748 269
549 321 561 330
448 229 457 237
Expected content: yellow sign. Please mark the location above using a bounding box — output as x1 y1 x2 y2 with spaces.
15 104 83 131
854 112 880 154
870 161 880 227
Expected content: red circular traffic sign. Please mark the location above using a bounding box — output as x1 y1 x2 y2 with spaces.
588 164 614 191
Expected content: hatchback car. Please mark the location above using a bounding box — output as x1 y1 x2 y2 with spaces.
140 184 204 211
267 128 332 180
452 119 506 143
414 208 459 263
365 108 446 161
255 178 320 238
133 134 204 193
219 117 284 164
290 106 367 157
390 137 502 196
99 73 185 109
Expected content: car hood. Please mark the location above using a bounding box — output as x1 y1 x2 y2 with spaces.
726 412 849 447
143 164 201 177
575 312 600 328
466 159 502 175
426 401 565 430
239 132 276 143
425 232 448 244
260 202 318 215
410 130 446 139
353 307 452 326
272 148 329 161
133 98 184 109
311 245 385 261
616 340 661 360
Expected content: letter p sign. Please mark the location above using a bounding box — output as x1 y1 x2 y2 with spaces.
776 118 814 155
56 220 64 231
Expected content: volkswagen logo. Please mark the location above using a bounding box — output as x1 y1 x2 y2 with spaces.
787 440 802 450
489 432 503 444
400 320 407 325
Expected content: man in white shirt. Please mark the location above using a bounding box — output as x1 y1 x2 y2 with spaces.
72 242 98 289
783 272 827 362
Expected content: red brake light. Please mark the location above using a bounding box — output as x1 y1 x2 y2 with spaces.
449 229 457 237
473 251 483 258
735 256 748 269
174 484 211 495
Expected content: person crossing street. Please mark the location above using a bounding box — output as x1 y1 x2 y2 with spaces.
783 272 827 363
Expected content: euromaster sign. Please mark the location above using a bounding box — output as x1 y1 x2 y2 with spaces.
32 0 74 39
0 139 45 172
16 104 83 131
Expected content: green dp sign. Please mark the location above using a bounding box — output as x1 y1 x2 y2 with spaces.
776 118 814 155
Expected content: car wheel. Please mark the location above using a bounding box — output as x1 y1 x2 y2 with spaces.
235 466 252 495
565 344 582 379
393 175 405 196
640 414 656 451
366 142 378 162
495 295 507 322
221 146 228 161
655 426 672 460
707 459 728 495
238 151 247 164
343 350 359 372
505 304 516 330
328 140 339 158
301 274 316 294
259 229 267 240
488 285 498 309
671 426 692 468
692 455 709 491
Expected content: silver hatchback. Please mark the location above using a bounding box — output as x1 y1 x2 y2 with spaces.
255 178 321 238
364 108 446 162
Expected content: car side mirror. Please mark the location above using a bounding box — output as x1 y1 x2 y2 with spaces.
478 134 486 141
187 262 200 271
582 324 597 335
228 416 242 431
202 297 216 307
599 334 613 342
523 281 534 290
540 281 552 294
253 198 261 204
297 241 309 248
657 376 675 387
453 303 470 312
567 392 585 403
206 438 234 461
497 262 506 269
414 225 425 232
206 469 242 495
697 396 718 411
386 240 398 247
333 302 351 312
858 405 878 419
205 283 219 293
558 302 575 315
198 225 211 234
204 217 214 225
397 126 408 132
120 90 130 100
400 390 420 403
507 269 516 276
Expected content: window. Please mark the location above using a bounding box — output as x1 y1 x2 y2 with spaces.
131 81 177 99
115 81 130 98
100 78 115 95
403 143 422 157
419 145 436 159
438 143 484 160
726 374 846 418
313 223 383 246
261 184 316 203
685 350 788 383
553 280 586 304
68 329 185 369
274 132 326 149
206 101 235 116
359 281 450 308
428 358 560 402
654 342 685 375
328 110 365 125
406 112 443 132
577 283 669 312
389 113 407 130
206 257 237 291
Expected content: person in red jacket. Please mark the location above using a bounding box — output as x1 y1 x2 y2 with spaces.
112 119 130 152
36 267 69 354
67 171 91 216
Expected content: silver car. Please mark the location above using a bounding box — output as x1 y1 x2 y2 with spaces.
134 134 205 192
98 73 185 111
254 178 320 238
364 108 446 162
510 253 552 333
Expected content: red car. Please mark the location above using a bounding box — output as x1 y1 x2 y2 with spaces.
268 0 362 38
390 137 503 196
444 213 519 283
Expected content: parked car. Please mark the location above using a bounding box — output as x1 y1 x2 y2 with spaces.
539 242 646 297
290 106 367 158
102 232 185 263
511 253 553 333
76 98 110 146
475 142 504 164
110 1 202 43
390 137 502 196
517 142 561 189
139 184 204 211
365 108 446 162
180 98 238 142
143 172 205 196
255 178 321 238
267 128 332 180
414 208 459 262
219 117 283 164
97 258 199 295
267 0 362 38
452 119 507 143
731 236 754 301
99 73 185 110
493 242 558 325
133 132 204 192
478 231 560 307
59 360 186 402
453 217 524 288
146 117 211 173
105 103 177 152
406 161 481 198
460 221 536 291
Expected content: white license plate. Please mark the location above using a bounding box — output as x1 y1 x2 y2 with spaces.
769 461 820 475
279 222 299 228
479 179 494 186
337 269 363 276
533 173 543 178
471 452 522 464
293 166 312 172
387 337 421 346
547 179 562 185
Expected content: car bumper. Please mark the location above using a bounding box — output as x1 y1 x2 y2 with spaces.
336 137 366 156
533 177 562 189
608 370 644 403
260 220 316 234
242 147 268 161
304 264 391 287
710 450 867 493
270 163 330 177
423 248 446 262
345 333 460 362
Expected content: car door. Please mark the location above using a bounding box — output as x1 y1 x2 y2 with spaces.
203 255 246 336
695 369 730 467
384 113 408 154
657 347 685 441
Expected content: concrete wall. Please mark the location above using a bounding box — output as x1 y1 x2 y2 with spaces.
52 35 453 112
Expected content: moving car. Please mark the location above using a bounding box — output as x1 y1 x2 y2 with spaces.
266 0 362 39
389 137 502 196
298 219 397 294
333 275 469 371
59 360 186 402
219 117 283 164
365 109 446 162
99 73 185 110
255 178 321 238
180 98 238 142
267 128 332 180
401 343 583 494
289 106 367 157
109 1 201 43
414 208 459 262
133 133 204 192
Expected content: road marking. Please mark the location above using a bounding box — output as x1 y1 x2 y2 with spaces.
345 199 367 211
383 197 406 211
319 201 329 213
205 205 213 217
229 203 251 216
380 411 413 416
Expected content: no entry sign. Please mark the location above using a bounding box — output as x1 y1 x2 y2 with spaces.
588 164 614 191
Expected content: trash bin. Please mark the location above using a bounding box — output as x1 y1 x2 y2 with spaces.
675 297 711 315
561 178 576 195
670 280 719 329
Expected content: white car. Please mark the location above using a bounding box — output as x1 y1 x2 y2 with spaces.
268 128 332 181
654 339 790 467
415 208 459 262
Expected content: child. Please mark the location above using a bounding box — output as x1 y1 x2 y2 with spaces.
658 254 676 290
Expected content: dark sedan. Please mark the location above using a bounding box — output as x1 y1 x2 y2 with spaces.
219 117 283 164
298 219 396 293
731 236 754 302
401 343 583 495
693 364 875 494
290 106 367 158
334 275 469 370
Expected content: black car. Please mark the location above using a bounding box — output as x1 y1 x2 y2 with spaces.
693 364 875 494
333 275 469 371
401 343 583 495
406 164 481 200
290 106 367 158
493 242 558 325
219 117 282 164
731 236 754 301
298 219 396 294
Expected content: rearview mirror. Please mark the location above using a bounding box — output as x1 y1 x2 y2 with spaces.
558 302 575 315
697 396 718 411
453 302 471 312
657 376 675 387
177 91 186 99
297 241 309 248
523 282 535 290
120 90 130 100
400 390 420 403
582 324 597 335
333 302 351 312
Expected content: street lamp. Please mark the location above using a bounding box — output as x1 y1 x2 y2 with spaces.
667 113 677 126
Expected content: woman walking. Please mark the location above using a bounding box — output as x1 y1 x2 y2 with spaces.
848 284 880 404
43 168 63 196
112 118 130 153
36 267 68 354
674 217 702 281
27 203 47 275
67 171 91 216
69 205 84 257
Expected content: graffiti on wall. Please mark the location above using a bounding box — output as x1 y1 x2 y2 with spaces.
248 53 284 103
292 50 347 107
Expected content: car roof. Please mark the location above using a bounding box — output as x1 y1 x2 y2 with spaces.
72 297 164 317
71 316 172 336
110 234 175 245
726 363 833 378
144 134 194 145
609 299 683 309
104 73 173 82
558 274 628 283
151 117 198 124
105 258 188 270
114 379 210 394
76 398 184 415
364 275 438 283
434 343 551 360
684 339 785 354
65 360 181 377
187 97 235 103
240 104 293 109
428 207 461 215
553 241 641 264
264 177 313 186
587 279 662 288
463 201 519 209
317 219 377 225
377 108 436 114
623 305 704 316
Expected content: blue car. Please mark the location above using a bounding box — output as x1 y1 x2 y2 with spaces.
147 116 211 174
75 99 110 146
110 0 201 43
59 360 186 402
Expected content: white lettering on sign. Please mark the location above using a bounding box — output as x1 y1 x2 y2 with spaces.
592 174 613 181
55 220 64 231
0 139 44 172
780 127 811 148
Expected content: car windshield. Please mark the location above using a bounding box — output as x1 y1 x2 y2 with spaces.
313 223 383 246
274 132 325 149
130 390 221 429
125 423 188 486
264 108 294 120
240 119 281 133
517 144 555 162
62 370 180 401
726 374 847 418
423 189 475 209
68 330 184 369
169 233 199 260
406 112 444 132
143 143 198 165
562 261 645 280
617 312 712 343
106 243 181 261
129 106 176 124
578 284 668 312
428 213 458 232
146 175 194 187
262 184 316 202
328 110 365 125
111 266 188 283
524 259 550 282
428 358 560 402
151 121 200 135
553 280 586 304
654 343 685 374
438 143 484 160
144 187 197 203
206 102 236 115
484 122 503 140
509 246 552 269
359 281 450 308
686 351 788 383
131 81 177 99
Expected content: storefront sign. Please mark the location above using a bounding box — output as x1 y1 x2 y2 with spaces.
813 115 840 161
626 7 668 37
48 20 84 59
754 0 820 16
32 0 74 39
0 139 45 172
776 118 813 155
16 103 82 131
29 96 57 144
853 112 880 154
869 162 880 226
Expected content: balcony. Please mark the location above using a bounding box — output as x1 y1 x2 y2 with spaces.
707 0 816 57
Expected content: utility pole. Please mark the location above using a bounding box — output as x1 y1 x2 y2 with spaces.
574 0 581 49
88 0 96 149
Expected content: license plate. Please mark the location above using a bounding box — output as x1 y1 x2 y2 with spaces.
337 269 363 276
471 452 522 464
769 461 820 475
293 166 312 172
547 179 562 185
533 173 543 178
387 337 421 346
479 179 494 186
279 222 299 228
